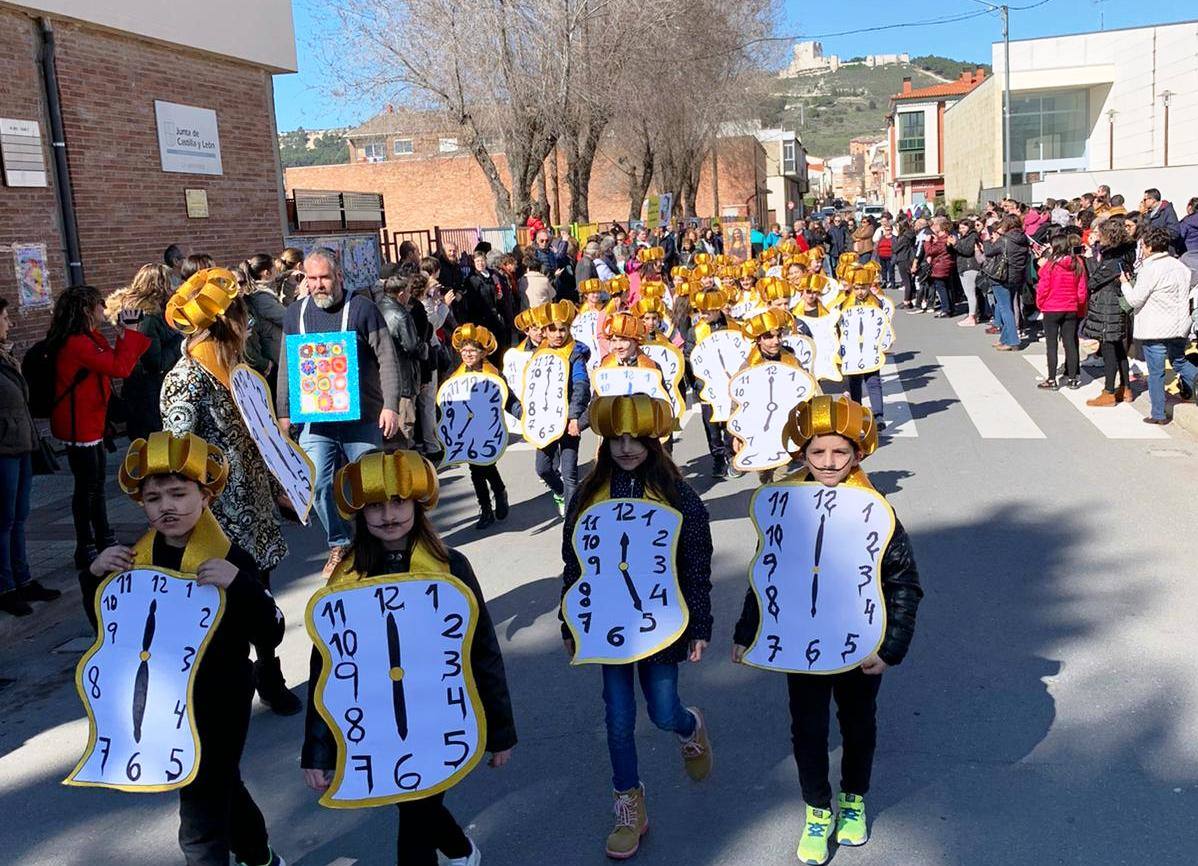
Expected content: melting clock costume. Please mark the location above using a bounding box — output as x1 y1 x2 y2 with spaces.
301 450 516 866
94 432 286 866
733 396 922 819
688 288 742 478
838 268 891 424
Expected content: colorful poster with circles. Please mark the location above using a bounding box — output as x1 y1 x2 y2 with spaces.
285 330 362 424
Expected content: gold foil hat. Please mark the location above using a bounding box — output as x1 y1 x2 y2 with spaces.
632 297 669 319
756 276 794 303
334 450 439 518
637 246 665 264
165 268 239 335
690 288 730 311
451 323 498 355
603 275 631 296
639 279 667 299
783 394 878 459
578 277 603 297
531 299 578 327
742 308 795 339
118 431 228 501
590 394 674 439
603 311 648 341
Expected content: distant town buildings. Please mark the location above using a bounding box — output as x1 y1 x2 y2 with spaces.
781 41 909 78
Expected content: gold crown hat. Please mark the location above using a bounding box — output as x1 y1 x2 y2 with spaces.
334 450 439 518
637 246 665 264
531 299 578 327
639 279 667 300
742 307 796 339
799 273 830 292
785 252 810 270
848 266 878 288
513 308 534 334
578 277 603 297
632 297 669 319
164 268 239 335
761 246 781 263
756 276 794 303
777 239 796 255
690 288 731 312
835 252 860 280
119 431 228 502
603 311 648 341
783 394 878 459
670 265 691 282
808 244 826 259
691 262 713 279
738 260 760 279
717 265 740 281
451 323 499 355
603 274 631 296
714 254 735 268
692 252 714 266
590 394 674 439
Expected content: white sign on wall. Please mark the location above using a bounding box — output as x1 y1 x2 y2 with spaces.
154 101 223 176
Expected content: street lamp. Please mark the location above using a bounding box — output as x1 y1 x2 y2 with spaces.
1161 90 1173 167
970 1 1013 198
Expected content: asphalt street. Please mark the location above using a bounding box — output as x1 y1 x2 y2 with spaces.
3 295 1198 866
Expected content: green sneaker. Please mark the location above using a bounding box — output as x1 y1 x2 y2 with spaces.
796 805 833 864
553 493 566 516
836 792 869 846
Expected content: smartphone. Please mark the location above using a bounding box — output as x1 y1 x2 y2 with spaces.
1072 245 1085 256
119 309 145 326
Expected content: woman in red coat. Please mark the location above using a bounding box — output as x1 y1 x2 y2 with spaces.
47 284 149 568
1035 234 1089 390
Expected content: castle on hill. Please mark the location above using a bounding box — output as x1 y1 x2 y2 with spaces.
781 41 909 77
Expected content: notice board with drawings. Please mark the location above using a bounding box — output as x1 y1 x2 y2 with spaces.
284 234 383 297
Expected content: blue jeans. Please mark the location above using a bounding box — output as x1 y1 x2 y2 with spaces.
848 370 883 418
0 453 32 593
879 256 893 287
991 282 1019 346
299 419 383 547
931 277 952 315
1142 339 1198 421
602 662 696 791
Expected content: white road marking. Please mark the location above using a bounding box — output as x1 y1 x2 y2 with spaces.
680 405 699 428
324 859 358 866
1022 356 1169 439
937 355 1045 439
880 362 917 437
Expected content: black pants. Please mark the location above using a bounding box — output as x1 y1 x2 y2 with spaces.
848 371 883 418
1100 339 1130 391
179 678 271 866
469 463 506 512
397 792 471 866
897 266 914 304
786 668 883 809
535 434 580 506
66 443 112 553
700 403 733 459
1042 311 1079 379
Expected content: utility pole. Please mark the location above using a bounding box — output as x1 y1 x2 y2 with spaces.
1002 4 1012 198
1161 90 1173 166
1106 109 1116 170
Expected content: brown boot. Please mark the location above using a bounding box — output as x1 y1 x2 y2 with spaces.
1086 390 1118 407
679 707 712 781
1115 386 1131 403
605 785 648 859
321 544 351 579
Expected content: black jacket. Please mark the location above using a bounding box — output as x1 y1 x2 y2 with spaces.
302 546 517 770
827 224 850 258
560 468 714 664
567 342 592 426
733 510 922 666
457 270 506 340
120 313 183 441
244 285 286 375
983 230 1030 288
1083 242 1134 342
890 230 916 266
377 295 424 398
952 231 980 273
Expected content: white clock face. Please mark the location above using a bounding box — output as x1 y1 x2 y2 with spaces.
743 482 895 674
690 330 751 422
308 574 484 807
66 568 224 792
521 351 569 448
571 311 602 372
591 366 670 405
797 312 843 382
641 342 686 417
562 499 689 664
436 372 509 467
837 306 890 375
819 278 843 309
782 333 818 374
502 348 533 400
727 362 817 471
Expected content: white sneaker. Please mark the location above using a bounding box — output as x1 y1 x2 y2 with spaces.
445 838 481 866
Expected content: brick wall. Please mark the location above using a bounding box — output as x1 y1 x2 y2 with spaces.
286 135 767 234
0 9 286 348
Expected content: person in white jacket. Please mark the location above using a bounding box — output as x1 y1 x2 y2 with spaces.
1121 227 1198 424
519 257 556 309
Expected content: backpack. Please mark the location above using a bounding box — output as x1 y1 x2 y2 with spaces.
22 338 87 418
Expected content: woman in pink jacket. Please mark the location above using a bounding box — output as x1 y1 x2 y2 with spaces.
1036 234 1088 390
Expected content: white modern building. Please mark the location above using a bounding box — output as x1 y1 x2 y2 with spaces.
944 19 1198 206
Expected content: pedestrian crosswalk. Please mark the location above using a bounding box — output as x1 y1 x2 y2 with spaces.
1021 355 1170 440
937 355 1045 439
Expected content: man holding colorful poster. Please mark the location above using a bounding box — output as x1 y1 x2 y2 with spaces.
276 248 401 578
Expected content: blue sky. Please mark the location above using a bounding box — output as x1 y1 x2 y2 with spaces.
273 0 1196 131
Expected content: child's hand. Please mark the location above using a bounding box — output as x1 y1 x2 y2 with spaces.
303 768 332 792
859 653 889 675
688 639 707 662
488 748 513 768
731 644 747 664
91 545 133 577
196 558 240 588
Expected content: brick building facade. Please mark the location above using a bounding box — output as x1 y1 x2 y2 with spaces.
286 110 768 232
0 1 295 347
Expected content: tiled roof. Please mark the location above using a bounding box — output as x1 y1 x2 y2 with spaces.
892 70 987 102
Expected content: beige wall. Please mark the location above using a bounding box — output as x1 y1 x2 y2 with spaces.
944 76 1002 206
3 0 297 71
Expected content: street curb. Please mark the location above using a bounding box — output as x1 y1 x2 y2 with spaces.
1172 403 1198 439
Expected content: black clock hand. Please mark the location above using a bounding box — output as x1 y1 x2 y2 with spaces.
764 373 778 431
618 532 643 612
811 515 826 618
386 611 408 741
132 598 157 744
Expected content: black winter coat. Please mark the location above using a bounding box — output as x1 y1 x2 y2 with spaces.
953 231 980 272
734 507 922 666
377 295 424 398
1083 242 1134 342
302 546 517 771
560 467 714 664
890 230 916 266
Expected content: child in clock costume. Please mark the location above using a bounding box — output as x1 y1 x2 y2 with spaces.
687 288 746 480
523 300 591 516
441 323 521 531
301 449 516 866
74 431 286 866
559 394 714 860
837 269 894 430
732 396 922 866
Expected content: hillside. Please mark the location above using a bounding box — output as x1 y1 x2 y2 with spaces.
761 59 987 158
